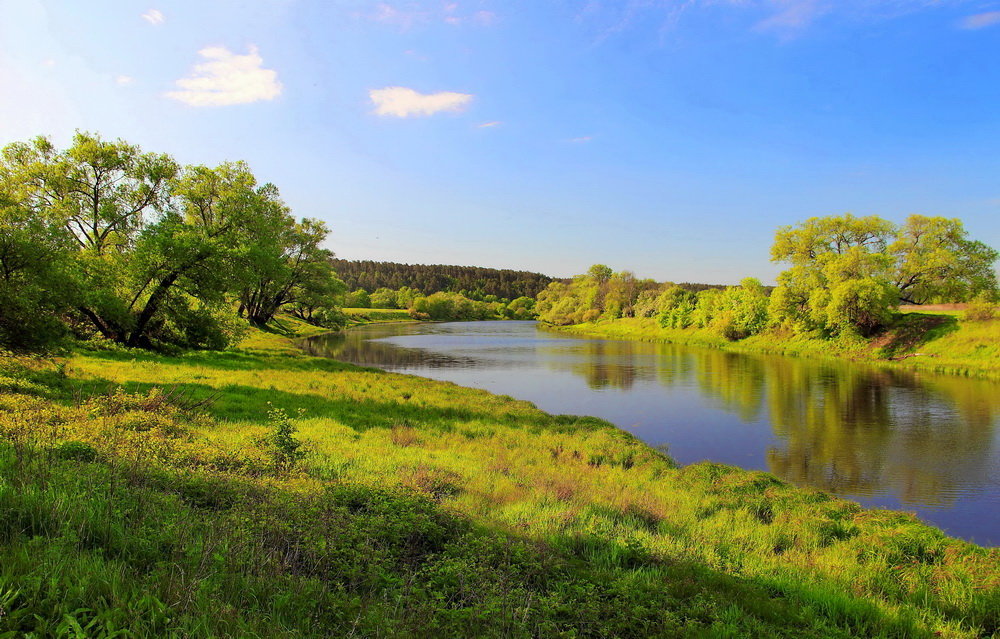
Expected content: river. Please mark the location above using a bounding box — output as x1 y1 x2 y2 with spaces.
302 320 1000 546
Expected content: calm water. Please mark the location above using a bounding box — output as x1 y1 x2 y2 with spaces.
303 321 1000 546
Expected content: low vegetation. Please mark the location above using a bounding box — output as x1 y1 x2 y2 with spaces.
0 327 997 637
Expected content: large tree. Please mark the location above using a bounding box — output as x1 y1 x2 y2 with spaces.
238 217 344 327
890 215 998 304
770 213 997 335
0 171 77 349
0 132 344 350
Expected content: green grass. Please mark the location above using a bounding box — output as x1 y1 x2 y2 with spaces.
343 307 415 325
0 327 997 637
554 314 1000 379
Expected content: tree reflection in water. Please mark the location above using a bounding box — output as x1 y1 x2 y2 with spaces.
534 338 998 505
306 324 1000 508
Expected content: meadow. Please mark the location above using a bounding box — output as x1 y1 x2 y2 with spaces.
0 321 997 637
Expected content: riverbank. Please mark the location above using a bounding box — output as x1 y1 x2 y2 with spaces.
550 313 1000 379
0 327 997 637
342 307 416 326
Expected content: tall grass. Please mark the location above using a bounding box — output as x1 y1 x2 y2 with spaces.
0 328 997 637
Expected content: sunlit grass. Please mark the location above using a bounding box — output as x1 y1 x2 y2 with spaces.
343 307 414 324
0 325 997 637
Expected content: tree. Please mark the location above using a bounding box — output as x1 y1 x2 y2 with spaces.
370 287 399 309
2 132 182 345
1 132 345 350
238 216 341 327
344 289 371 308
770 214 897 335
657 286 697 329
711 278 770 340
770 213 998 334
0 174 77 349
890 215 998 304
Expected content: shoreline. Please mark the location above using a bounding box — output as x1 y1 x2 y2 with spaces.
545 316 1000 381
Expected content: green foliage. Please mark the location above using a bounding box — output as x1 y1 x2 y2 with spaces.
0 132 345 351
964 293 998 322
709 278 770 340
826 278 898 336
262 403 307 470
344 288 371 308
537 265 661 325
892 215 999 304
657 286 698 329
331 259 554 300
770 213 998 336
410 291 498 321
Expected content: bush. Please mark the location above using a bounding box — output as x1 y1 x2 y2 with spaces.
826 278 897 336
53 441 99 462
964 294 997 321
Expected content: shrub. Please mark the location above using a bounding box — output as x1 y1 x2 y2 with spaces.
261 403 307 471
53 441 98 462
964 293 997 321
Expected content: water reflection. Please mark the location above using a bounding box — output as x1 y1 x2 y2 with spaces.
304 321 1000 543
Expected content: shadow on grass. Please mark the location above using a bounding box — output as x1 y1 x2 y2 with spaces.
0 442 944 638
79 348 363 374
875 313 959 359
61 375 601 434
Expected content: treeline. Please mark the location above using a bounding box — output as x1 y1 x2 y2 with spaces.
331 259 554 300
537 214 998 339
0 132 344 352
345 287 537 321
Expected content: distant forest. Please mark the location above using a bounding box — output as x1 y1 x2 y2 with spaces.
331 260 555 300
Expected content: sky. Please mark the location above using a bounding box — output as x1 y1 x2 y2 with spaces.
2 0 1000 284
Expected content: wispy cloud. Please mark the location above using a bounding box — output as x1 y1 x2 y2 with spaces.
568 136 593 143
958 11 1000 29
370 87 473 117
368 2 496 30
478 121 502 128
579 1 965 40
116 75 134 86
166 46 282 107
142 9 164 25
754 0 828 36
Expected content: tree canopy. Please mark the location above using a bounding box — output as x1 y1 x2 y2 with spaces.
0 132 344 351
537 214 997 340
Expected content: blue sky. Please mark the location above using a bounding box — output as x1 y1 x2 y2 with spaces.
2 0 999 283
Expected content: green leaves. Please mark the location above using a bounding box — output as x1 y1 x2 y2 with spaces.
770 213 998 335
0 132 342 351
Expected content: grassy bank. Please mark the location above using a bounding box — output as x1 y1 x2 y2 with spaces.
552 313 1000 379
342 307 416 326
0 327 997 637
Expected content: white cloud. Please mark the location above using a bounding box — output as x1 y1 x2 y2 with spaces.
568 136 593 143
478 121 502 128
142 9 164 25
116 75 134 86
959 11 1000 29
166 45 282 107
40 58 56 67
370 87 473 117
